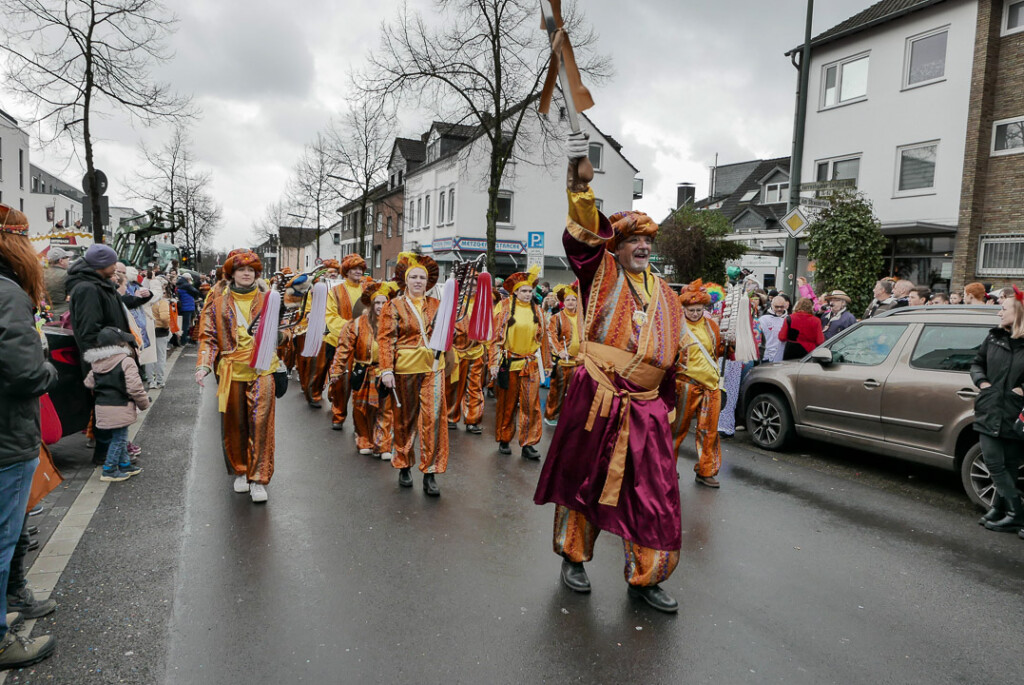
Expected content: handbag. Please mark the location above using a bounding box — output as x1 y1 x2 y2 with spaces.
350 362 368 391
497 356 511 390
273 370 288 399
39 394 63 445
782 316 807 360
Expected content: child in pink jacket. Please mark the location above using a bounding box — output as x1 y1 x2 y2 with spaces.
83 327 151 482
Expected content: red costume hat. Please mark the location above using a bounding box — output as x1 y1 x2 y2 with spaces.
503 264 541 293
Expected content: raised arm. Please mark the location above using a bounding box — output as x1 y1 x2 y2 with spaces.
563 132 614 307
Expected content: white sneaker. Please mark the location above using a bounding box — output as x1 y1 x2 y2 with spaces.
380 452 393 461
233 475 249 493
358 448 372 455
249 483 268 503
149 381 160 390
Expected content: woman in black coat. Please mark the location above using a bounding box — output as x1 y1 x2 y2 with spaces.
970 289 1024 534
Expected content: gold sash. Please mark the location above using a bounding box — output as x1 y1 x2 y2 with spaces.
216 346 253 413
580 342 665 507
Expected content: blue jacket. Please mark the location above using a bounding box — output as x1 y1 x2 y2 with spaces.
176 277 201 312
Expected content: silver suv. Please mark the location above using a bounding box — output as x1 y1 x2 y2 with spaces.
739 305 1021 507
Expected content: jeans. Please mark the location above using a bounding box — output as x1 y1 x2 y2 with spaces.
147 335 169 385
181 310 196 343
4 514 30 598
0 457 38 639
104 426 130 472
979 434 1024 505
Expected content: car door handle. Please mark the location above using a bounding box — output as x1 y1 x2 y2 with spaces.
956 389 979 400
864 380 880 389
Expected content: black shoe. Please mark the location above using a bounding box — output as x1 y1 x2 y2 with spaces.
627 584 679 613
979 493 1006 525
26 539 39 552
560 560 591 593
332 422 344 431
27 526 38 536
448 421 457 430
522 445 541 460
1019 528 1024 541
466 424 482 435
984 513 1024 533
498 442 512 455
398 468 413 488
308 399 323 409
423 473 440 497
6 588 56 619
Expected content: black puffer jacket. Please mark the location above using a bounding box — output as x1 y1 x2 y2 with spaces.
66 259 131 360
970 327 1024 439
0 261 58 468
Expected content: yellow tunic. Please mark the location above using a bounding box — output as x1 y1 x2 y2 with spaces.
506 300 540 371
325 280 365 347
561 311 581 363
396 297 440 374
230 289 261 382
684 318 719 390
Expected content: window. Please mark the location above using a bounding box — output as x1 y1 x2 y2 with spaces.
763 182 789 204
496 191 513 225
397 213 403 235
588 142 603 171
595 198 604 212
896 142 938 195
390 173 396 189
0 137 3 180
739 190 758 202
417 198 422 228
427 140 440 163
387 216 393 238
425 195 431 227
19 198 23 211
439 192 446 225
815 156 861 187
398 170 403 185
821 53 869 108
448 188 455 222
911 326 988 372
376 214 383 233
1003 0 1024 36
374 246 382 269
827 324 909 366
992 116 1024 156
977 234 1024 276
904 28 948 88
31 176 38 192
333 233 341 245
19 149 24 189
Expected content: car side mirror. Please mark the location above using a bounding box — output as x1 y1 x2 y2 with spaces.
809 348 833 365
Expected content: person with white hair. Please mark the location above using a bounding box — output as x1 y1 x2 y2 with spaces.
43 246 72 317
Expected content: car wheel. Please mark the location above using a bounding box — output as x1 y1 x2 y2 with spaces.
960 442 1024 510
745 392 793 451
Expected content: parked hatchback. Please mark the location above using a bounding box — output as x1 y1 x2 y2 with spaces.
739 305 1020 508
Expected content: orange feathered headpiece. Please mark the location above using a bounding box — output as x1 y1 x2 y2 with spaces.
608 210 658 252
341 253 366 275
223 249 262 278
554 281 579 303
361 279 400 306
679 278 712 306
394 252 439 290
0 204 29 236
503 264 542 294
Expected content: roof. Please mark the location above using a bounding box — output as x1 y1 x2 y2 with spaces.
672 157 790 227
427 121 477 140
787 0 946 55
394 138 425 164
278 225 325 248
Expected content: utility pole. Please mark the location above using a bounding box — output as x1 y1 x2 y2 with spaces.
783 0 814 296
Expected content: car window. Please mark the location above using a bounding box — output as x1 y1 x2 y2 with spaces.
910 325 987 372
828 324 908 366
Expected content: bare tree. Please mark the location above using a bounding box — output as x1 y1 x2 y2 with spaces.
289 132 342 261
327 97 396 262
251 199 293 245
0 0 193 242
363 0 610 271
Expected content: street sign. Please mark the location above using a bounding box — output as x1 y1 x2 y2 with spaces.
742 255 780 268
798 178 855 192
526 231 545 276
799 197 832 209
82 169 108 196
781 206 811 239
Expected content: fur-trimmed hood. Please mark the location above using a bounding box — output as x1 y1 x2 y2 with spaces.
83 346 129 373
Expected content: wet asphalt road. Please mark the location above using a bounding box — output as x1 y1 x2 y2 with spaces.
14 352 1024 685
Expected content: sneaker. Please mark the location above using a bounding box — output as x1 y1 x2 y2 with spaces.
249 483 268 503
233 476 249 493
0 629 57 671
28 505 43 517
148 381 160 390
358 448 372 455
6 588 56 620
695 474 721 488
544 418 558 427
100 469 130 482
380 452 393 461
127 442 142 456
85 438 96 448
118 463 143 477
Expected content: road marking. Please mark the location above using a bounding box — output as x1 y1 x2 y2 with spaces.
0 349 185 683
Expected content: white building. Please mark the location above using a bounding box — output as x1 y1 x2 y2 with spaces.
0 108 31 220
400 102 641 284
794 0 979 290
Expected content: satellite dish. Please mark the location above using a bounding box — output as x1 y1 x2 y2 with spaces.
81 170 108 196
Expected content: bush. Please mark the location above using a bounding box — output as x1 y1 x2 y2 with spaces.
657 205 746 284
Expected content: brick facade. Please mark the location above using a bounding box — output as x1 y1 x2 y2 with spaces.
954 0 1024 289
373 188 404 279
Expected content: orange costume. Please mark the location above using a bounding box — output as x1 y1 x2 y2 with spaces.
445 310 486 431
322 255 367 427
330 280 398 457
377 253 449 487
544 283 584 422
673 279 724 482
196 251 278 486
491 266 551 457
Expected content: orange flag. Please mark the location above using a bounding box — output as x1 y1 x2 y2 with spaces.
538 0 594 116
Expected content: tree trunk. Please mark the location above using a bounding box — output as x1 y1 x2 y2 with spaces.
485 151 501 274
83 52 103 243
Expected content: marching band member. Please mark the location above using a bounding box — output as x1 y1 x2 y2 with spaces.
195 250 279 504
275 267 296 374
445 290 486 435
378 253 449 496
303 259 341 409
534 133 687 613
489 265 551 460
543 282 583 426
673 280 725 488
331 279 398 459
323 255 366 430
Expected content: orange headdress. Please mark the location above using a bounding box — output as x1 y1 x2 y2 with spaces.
361 279 401 306
608 211 658 252
503 264 541 294
341 253 366 275
222 249 262 278
394 252 439 290
679 278 712 306
320 258 342 272
554 281 579 303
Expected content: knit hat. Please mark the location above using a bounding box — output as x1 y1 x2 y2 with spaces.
84 244 118 269
48 246 70 262
96 325 136 348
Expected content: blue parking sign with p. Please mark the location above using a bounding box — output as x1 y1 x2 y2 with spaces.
528 232 544 249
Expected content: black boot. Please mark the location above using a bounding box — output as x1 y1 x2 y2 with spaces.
984 495 1024 533
447 421 457 430
466 424 482 435
498 442 511 455
627 584 679 614
423 473 440 497
560 560 591 593
398 468 413 488
978 493 1006 526
522 445 541 460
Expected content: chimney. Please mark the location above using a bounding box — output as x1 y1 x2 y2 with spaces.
677 183 696 208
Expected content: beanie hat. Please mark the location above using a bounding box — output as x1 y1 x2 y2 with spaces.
47 246 70 262
96 326 136 348
84 244 118 269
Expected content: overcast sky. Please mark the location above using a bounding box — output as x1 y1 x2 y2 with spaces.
1 0 871 249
